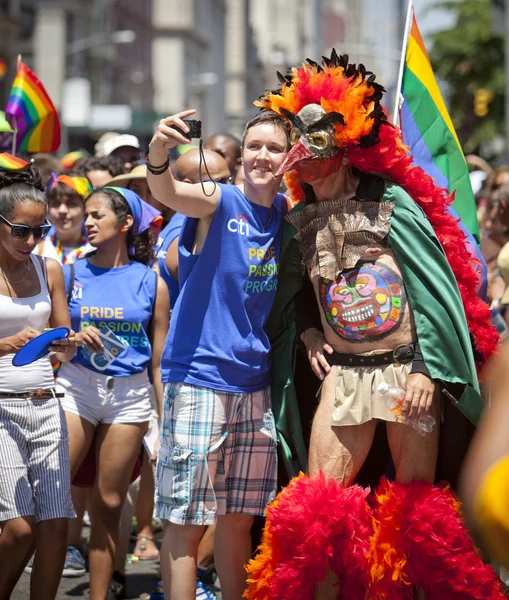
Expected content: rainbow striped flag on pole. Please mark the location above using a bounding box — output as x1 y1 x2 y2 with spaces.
395 3 480 243
5 59 61 153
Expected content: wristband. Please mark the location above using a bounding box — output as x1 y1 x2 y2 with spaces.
146 155 170 175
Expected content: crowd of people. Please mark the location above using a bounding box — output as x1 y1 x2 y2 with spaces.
1 49 509 600
0 127 241 600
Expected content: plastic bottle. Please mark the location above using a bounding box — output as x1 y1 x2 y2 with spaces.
377 382 436 435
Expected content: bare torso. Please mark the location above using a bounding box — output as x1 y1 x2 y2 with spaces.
311 245 417 353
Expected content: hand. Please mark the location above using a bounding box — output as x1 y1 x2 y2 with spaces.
301 327 333 380
402 372 436 423
150 433 160 463
76 326 104 354
149 109 196 157
8 327 40 352
50 329 77 354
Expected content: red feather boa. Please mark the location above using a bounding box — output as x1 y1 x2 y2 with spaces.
284 121 498 368
244 473 372 599
368 478 506 599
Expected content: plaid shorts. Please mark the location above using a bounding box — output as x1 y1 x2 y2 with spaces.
155 382 277 526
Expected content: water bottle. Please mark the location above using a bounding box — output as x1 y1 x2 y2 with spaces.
377 382 435 435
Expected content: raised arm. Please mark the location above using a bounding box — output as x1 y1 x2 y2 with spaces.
147 109 221 219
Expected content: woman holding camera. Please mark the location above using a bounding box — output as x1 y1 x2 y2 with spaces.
148 109 289 600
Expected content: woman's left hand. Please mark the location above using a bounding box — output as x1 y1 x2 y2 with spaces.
50 330 77 357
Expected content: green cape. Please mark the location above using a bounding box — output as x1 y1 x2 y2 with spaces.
267 182 482 478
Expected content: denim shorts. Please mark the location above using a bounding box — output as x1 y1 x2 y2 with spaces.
155 382 277 526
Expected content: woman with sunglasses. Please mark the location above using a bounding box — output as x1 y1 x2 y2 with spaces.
56 186 169 600
35 172 94 264
0 155 76 600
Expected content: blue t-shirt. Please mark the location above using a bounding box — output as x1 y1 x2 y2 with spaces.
64 259 157 376
161 184 286 393
156 213 185 309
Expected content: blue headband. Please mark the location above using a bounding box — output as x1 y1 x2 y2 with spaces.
105 187 162 235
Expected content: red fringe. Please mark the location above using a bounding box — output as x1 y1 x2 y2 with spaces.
284 120 498 369
244 473 372 600
369 478 506 599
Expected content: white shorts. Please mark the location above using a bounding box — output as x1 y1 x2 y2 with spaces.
57 362 152 426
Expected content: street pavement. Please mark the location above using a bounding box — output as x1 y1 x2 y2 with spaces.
12 558 161 600
11 526 222 599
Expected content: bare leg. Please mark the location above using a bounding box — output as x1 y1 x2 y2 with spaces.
88 422 147 600
133 454 159 560
65 412 96 479
214 514 253 600
30 518 68 600
314 569 340 600
197 524 216 568
386 395 440 599
309 373 377 599
386 395 440 484
309 372 377 484
68 486 89 548
0 517 35 600
161 522 205 600
113 476 140 575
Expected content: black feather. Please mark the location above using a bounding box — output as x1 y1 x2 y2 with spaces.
308 112 346 131
279 107 304 131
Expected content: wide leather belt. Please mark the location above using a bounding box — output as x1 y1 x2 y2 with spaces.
328 344 415 368
0 389 63 399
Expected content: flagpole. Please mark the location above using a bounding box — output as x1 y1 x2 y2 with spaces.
9 55 22 155
11 116 17 154
392 0 413 124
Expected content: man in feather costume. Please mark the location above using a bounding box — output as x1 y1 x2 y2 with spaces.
244 51 504 600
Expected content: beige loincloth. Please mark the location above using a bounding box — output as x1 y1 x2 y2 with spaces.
324 351 412 426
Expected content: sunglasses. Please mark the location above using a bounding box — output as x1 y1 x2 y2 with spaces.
0 214 52 240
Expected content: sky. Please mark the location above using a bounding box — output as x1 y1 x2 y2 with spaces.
413 0 456 38
360 0 456 108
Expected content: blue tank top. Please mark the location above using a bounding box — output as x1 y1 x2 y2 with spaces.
156 213 185 309
161 184 286 392
64 259 157 376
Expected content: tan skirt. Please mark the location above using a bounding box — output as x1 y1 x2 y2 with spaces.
326 355 412 426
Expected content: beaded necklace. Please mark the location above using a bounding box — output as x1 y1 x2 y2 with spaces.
52 234 89 264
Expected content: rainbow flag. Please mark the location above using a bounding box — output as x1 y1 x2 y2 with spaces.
60 150 88 170
398 6 479 243
0 153 29 171
5 61 61 153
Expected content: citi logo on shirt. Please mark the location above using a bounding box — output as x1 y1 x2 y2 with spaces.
72 281 83 301
227 214 250 236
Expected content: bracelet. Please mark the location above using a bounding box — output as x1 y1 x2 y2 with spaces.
146 155 170 175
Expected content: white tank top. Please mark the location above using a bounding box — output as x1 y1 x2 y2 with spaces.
0 255 54 393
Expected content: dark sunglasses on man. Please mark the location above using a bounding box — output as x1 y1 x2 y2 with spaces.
0 214 52 240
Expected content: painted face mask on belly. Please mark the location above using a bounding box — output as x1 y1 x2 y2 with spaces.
319 261 406 343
